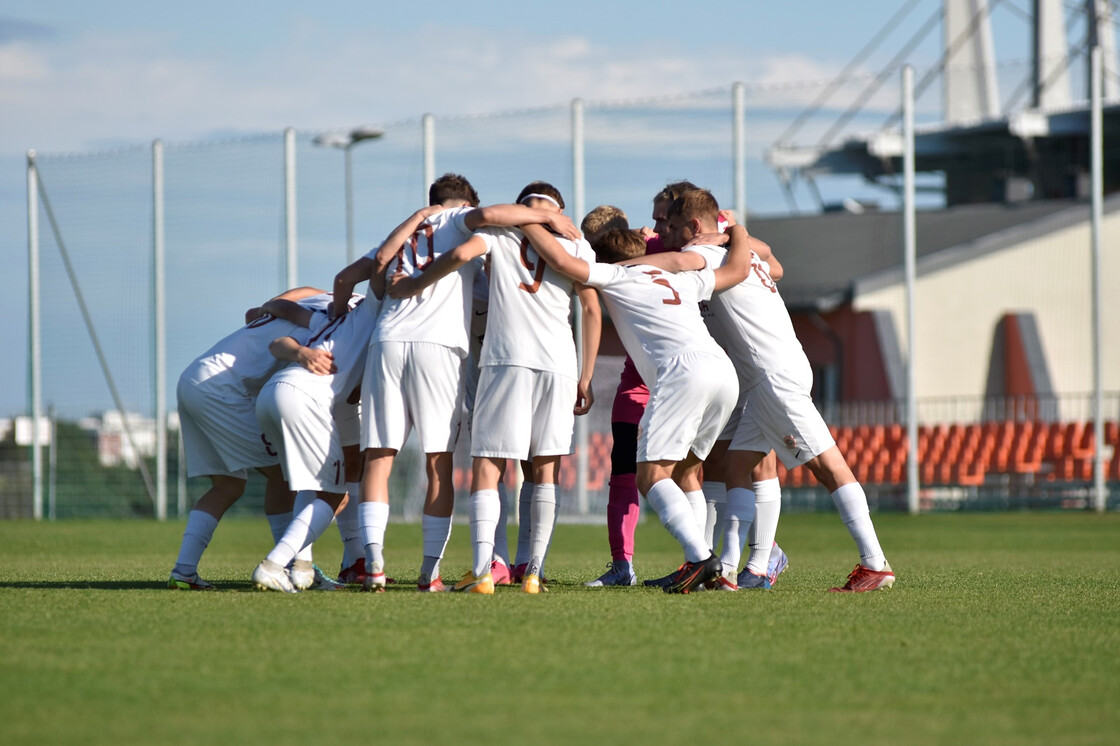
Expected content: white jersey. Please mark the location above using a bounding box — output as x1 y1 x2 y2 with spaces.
373 206 477 356
476 227 594 377
583 262 724 386
270 289 381 401
685 245 812 389
182 294 333 398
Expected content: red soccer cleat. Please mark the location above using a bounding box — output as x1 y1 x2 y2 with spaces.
490 560 512 585
829 563 895 592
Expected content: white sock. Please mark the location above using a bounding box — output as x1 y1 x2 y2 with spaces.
720 487 756 576
747 478 782 574
470 489 501 577
265 498 335 569
267 512 292 544
684 489 706 535
493 483 511 565
291 492 317 563
513 481 534 567
645 479 710 563
831 482 886 571
420 513 453 581
527 483 557 573
337 482 363 568
702 481 726 552
359 501 390 569
173 510 219 576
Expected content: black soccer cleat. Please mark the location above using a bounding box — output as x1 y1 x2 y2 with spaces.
663 554 722 594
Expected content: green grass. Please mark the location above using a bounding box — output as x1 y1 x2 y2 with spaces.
1 513 1118 746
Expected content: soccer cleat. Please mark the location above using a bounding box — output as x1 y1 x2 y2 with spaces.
768 543 790 586
643 570 677 588
167 570 215 591
452 571 494 594
737 568 772 590
289 559 316 591
361 562 387 593
511 563 547 586
522 573 546 594
337 558 368 585
585 560 638 587
490 560 512 585
308 565 346 591
663 554 722 594
830 562 895 593
712 575 739 591
252 559 298 593
417 576 447 593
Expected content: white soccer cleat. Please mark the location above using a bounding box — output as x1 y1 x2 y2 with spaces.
289 559 316 591
253 559 298 593
584 560 637 587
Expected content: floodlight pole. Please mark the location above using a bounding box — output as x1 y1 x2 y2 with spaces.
153 139 167 521
314 126 385 265
27 150 43 520
1090 46 1107 512
572 98 588 516
902 65 920 515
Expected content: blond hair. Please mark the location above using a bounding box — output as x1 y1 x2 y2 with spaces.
581 205 629 244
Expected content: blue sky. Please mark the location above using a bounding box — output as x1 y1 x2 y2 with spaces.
0 1 1049 416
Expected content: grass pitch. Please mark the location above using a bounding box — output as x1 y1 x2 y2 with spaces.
1 512 1118 746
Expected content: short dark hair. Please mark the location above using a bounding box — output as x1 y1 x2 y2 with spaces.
592 229 646 264
429 173 480 207
516 181 565 210
667 189 719 226
653 180 701 205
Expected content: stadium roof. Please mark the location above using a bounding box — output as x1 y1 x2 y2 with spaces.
750 194 1118 312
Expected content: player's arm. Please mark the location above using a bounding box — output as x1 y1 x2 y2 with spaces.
370 205 447 277
268 336 336 376
465 204 580 241
712 225 752 292
520 224 590 283
749 236 783 281
574 285 601 416
387 235 488 298
245 286 325 323
257 299 315 328
619 252 705 272
331 257 373 317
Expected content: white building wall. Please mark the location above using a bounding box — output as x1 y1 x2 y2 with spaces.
853 211 1119 416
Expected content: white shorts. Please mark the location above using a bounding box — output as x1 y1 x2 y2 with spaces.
471 365 576 460
334 399 360 448
177 376 276 479
638 351 738 463
717 384 750 443
730 374 836 468
256 380 347 493
362 340 464 453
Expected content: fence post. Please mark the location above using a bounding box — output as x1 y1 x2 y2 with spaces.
902 65 920 514
571 98 588 515
284 128 298 288
27 150 43 521
732 82 747 226
153 139 168 521
1090 46 1108 512
423 114 435 199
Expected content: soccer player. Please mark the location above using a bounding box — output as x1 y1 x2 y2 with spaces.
646 190 895 592
523 224 754 593
351 174 582 592
249 284 381 593
169 287 332 590
389 181 601 594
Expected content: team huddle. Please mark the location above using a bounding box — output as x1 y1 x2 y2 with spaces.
168 174 896 595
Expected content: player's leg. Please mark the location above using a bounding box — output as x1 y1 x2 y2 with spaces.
454 455 502 594
490 475 513 583
255 488 347 592
724 448 768 588
701 441 728 553
585 420 641 587
744 451 787 584
169 474 245 589
803 445 894 590
359 448 395 592
521 456 560 593
511 460 534 581
418 451 454 591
